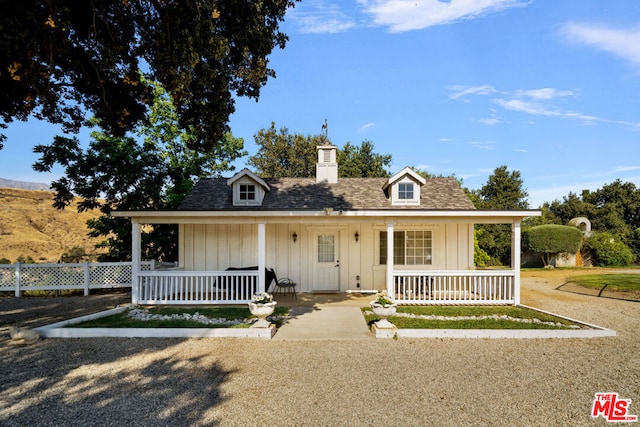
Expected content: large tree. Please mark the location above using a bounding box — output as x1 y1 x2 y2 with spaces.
470 166 530 266
33 80 245 261
248 123 392 178
337 140 392 178
248 123 320 178
0 0 295 151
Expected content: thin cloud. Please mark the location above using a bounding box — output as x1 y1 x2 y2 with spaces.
479 117 501 126
562 22 640 66
450 84 636 129
615 166 640 173
358 0 530 33
468 140 496 150
358 122 376 132
493 98 562 117
290 2 357 34
514 88 575 100
447 85 497 100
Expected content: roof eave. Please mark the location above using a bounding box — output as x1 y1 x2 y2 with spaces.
113 209 541 220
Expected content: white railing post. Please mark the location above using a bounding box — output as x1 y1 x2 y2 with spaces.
512 220 521 305
83 261 90 296
386 222 394 297
131 220 141 305
258 223 266 293
14 262 21 297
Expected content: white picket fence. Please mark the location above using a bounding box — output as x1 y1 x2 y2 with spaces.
0 261 167 296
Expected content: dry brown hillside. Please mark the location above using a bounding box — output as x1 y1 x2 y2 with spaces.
0 188 104 263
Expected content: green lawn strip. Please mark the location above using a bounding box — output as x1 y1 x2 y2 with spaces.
362 305 580 330
567 274 640 292
69 306 289 329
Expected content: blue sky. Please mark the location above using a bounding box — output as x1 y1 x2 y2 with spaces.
2 0 640 208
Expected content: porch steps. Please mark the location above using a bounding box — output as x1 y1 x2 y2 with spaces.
273 306 373 340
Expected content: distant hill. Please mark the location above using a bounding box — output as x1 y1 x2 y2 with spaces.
0 178 51 191
0 188 104 263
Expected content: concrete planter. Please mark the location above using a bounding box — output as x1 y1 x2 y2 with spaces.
248 301 277 328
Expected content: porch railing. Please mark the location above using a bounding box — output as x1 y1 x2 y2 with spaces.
392 270 515 305
136 270 260 305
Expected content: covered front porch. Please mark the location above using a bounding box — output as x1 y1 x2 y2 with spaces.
118 211 532 306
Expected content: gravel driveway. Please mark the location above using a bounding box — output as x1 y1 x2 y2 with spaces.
1 272 638 426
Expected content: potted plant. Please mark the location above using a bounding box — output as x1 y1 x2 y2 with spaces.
370 291 397 329
248 292 277 328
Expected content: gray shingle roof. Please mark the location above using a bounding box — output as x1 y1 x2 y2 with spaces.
178 177 476 211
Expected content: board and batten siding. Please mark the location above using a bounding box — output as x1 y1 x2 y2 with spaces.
179 220 474 293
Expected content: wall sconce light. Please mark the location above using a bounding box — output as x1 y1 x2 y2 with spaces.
354 231 359 243
292 232 298 243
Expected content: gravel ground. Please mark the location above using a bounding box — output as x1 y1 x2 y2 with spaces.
1 272 639 426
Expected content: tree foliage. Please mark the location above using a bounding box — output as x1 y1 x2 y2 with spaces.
33 80 245 261
523 224 583 267
472 165 529 210
248 123 320 178
337 140 392 178
473 230 491 267
584 231 634 267
544 180 640 263
0 0 295 150
469 166 530 266
248 123 392 178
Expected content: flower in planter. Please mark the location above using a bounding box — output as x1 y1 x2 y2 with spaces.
372 291 395 307
252 291 274 304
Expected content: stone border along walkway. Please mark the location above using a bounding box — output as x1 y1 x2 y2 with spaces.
34 302 615 340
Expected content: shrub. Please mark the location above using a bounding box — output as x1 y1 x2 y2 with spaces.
523 224 583 267
584 232 634 267
474 230 491 267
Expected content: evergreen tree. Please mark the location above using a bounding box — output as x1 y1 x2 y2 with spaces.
472 166 530 266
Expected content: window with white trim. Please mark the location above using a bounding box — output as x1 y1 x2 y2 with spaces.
239 184 256 201
398 183 413 199
380 230 432 265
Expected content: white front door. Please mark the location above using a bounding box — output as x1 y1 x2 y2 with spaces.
313 232 340 291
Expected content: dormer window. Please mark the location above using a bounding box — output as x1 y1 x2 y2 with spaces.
383 167 426 206
227 169 270 206
239 184 256 201
398 183 414 200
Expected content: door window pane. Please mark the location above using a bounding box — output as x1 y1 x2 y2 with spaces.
318 235 335 263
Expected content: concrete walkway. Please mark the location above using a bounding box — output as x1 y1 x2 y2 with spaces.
272 293 374 340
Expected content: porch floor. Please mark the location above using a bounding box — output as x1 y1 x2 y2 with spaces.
272 293 374 340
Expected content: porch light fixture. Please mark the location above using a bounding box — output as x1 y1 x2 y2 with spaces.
354 231 359 243
292 232 298 243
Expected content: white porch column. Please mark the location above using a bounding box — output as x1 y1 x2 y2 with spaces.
386 222 394 297
131 220 141 305
258 222 266 293
512 220 521 305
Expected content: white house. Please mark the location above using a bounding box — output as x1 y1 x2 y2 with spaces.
113 142 540 305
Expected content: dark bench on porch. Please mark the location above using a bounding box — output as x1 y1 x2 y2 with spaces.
225 266 296 298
